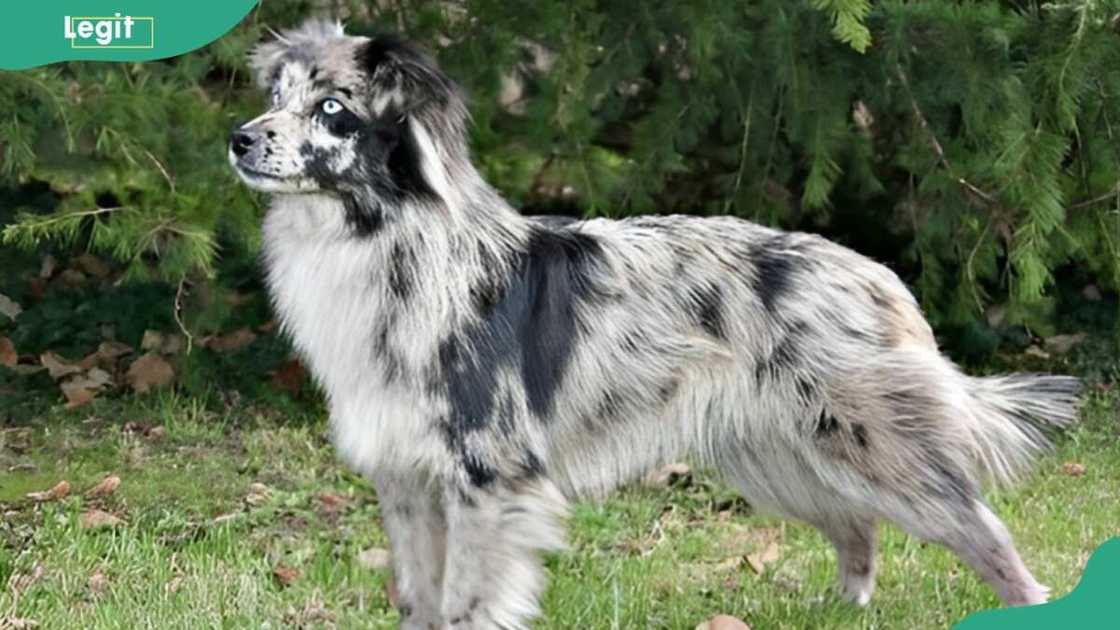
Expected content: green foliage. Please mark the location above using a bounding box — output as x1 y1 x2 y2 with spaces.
2 0 1119 344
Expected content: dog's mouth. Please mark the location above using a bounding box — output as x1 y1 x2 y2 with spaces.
229 153 317 193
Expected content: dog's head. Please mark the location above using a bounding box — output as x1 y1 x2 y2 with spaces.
229 19 466 207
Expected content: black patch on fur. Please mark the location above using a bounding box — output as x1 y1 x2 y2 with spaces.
372 322 403 381
387 241 415 300
816 410 840 435
796 377 815 400
356 34 412 77
381 113 436 200
437 225 606 457
751 236 797 312
340 192 383 236
851 423 869 448
321 106 364 137
690 282 727 340
755 321 808 382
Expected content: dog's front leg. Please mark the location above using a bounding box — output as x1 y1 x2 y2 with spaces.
373 472 447 630
440 475 568 630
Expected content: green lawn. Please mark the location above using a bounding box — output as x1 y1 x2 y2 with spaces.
1 390 1117 629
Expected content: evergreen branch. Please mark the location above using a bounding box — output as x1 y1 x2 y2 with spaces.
724 88 754 214
894 63 998 205
1 206 126 244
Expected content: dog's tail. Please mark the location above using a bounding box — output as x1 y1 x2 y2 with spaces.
962 373 1081 486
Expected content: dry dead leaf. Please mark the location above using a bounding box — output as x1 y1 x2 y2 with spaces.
696 614 752 630
74 253 112 279
26 481 70 502
358 547 392 571
318 493 347 514
7 563 44 595
1044 333 1087 355
1083 284 1103 301
1024 345 1050 359
0 337 16 368
57 268 87 288
745 541 781 575
0 617 39 629
147 425 166 439
645 462 692 487
88 567 107 595
204 328 257 353
295 600 335 625
96 341 133 362
0 292 22 321
271 359 307 396
40 352 83 380
60 381 98 408
1061 462 1087 477
383 578 399 607
39 254 58 279
166 575 184 594
80 509 124 529
257 319 280 333
126 353 175 393
141 330 183 356
87 475 121 498
272 564 299 587
246 482 270 506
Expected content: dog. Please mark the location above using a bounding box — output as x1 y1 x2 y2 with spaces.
228 18 1080 629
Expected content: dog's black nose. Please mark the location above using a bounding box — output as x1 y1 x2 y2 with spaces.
230 129 257 158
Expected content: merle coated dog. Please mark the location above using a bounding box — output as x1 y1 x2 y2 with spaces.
228 19 1080 629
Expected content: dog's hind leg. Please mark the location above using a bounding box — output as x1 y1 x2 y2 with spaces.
440 475 568 630
885 496 1048 606
373 472 447 630
812 515 878 605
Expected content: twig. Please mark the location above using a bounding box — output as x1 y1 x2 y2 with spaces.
895 63 998 205
174 277 194 355
145 150 175 194
1069 186 1120 210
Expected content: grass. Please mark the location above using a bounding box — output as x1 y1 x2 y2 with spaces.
1 389 1118 629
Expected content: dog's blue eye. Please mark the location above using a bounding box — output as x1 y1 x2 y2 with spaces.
320 98 344 116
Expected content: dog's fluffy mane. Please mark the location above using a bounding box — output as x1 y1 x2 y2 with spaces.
242 18 1080 629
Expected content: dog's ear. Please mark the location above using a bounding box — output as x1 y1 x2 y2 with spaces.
248 18 345 90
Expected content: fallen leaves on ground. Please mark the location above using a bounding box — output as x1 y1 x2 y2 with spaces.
696 614 751 630
645 462 692 487
40 352 84 379
246 482 270 506
141 330 183 356
358 547 392 571
6 563 44 595
80 509 124 529
317 493 347 515
0 291 22 321
74 253 111 279
383 578 399 607
272 564 300 587
122 422 166 439
745 540 781 575
270 358 307 396
0 337 16 368
126 353 175 393
87 475 121 498
203 328 257 353
1044 333 1087 355
1062 462 1087 477
88 567 107 595
26 481 70 502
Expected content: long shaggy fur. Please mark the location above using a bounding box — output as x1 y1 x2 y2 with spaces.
229 19 1081 628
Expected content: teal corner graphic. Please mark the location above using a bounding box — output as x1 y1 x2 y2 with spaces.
954 537 1120 629
1 2 259 70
